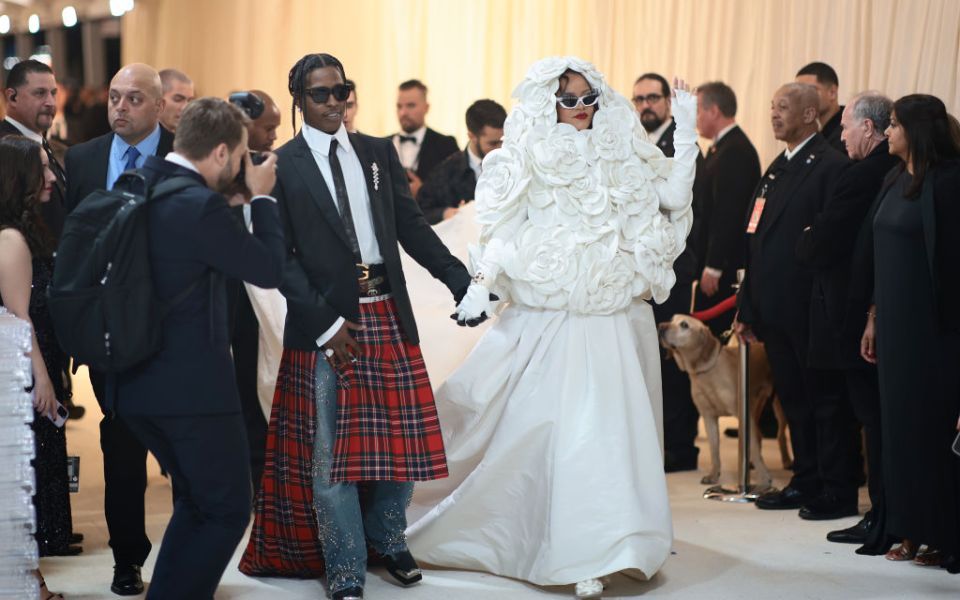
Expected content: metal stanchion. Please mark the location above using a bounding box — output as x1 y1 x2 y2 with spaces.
704 269 777 502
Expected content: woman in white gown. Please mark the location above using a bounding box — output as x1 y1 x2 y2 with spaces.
406 56 698 598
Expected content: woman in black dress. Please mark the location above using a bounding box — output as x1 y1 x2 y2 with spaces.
860 95 960 572
0 136 71 598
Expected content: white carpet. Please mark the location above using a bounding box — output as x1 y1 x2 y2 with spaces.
39 368 958 599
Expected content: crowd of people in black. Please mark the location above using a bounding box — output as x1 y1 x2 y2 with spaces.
0 52 958 600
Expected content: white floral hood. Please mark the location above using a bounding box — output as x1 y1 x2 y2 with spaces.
473 55 695 314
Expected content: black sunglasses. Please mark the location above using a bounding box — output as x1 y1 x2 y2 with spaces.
554 89 601 110
304 83 354 104
632 93 664 105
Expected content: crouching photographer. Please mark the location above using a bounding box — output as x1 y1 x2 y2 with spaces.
113 97 284 599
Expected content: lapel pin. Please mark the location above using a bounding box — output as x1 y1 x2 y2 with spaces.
371 162 380 191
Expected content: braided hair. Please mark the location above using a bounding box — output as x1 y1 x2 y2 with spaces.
287 53 347 135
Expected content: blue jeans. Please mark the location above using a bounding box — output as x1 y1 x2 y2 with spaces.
311 358 413 593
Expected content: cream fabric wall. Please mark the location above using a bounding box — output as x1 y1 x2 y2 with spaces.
123 0 960 164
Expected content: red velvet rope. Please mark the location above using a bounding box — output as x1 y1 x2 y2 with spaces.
689 294 737 322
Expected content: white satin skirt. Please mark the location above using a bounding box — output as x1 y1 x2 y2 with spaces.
406 300 673 585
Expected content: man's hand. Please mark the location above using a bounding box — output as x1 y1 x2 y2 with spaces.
245 151 278 198
700 268 720 297
406 170 423 198
323 320 365 366
733 315 757 343
860 307 877 364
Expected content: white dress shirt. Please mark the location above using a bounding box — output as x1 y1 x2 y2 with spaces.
393 125 426 171
784 132 817 161
4 116 43 142
301 122 384 348
648 118 673 146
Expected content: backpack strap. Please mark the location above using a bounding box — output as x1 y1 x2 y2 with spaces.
150 176 203 201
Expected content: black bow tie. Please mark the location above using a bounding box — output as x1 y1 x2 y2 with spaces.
398 135 417 144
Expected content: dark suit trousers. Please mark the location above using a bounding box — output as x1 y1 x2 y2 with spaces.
122 413 252 600
846 366 884 512
759 327 820 493
89 370 152 566
652 282 700 463
231 286 267 495
808 367 861 502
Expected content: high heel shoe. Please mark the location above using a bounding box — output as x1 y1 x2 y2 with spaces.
575 578 604 599
885 540 917 561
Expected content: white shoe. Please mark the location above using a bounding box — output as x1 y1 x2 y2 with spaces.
575 578 604 599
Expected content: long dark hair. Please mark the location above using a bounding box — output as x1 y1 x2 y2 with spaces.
0 136 51 256
287 53 347 135
893 94 960 197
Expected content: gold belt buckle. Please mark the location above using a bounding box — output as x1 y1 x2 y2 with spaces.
357 263 370 282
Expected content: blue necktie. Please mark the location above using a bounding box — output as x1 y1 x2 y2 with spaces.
124 146 141 171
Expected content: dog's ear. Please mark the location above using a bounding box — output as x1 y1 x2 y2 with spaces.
672 348 691 373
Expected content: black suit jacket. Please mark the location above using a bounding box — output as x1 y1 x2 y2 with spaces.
821 107 846 155
737 133 850 347
654 119 677 158
796 141 900 368
690 125 761 277
64 126 175 213
112 156 284 416
276 131 471 349
417 148 477 224
0 119 67 241
392 127 459 182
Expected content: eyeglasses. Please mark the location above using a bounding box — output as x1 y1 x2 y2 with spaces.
304 83 354 104
554 90 601 110
632 93 664 106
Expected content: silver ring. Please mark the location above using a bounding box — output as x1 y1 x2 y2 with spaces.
324 348 334 358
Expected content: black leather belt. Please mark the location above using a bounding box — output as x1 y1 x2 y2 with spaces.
357 263 391 297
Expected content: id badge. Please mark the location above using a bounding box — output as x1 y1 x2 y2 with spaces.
746 197 766 234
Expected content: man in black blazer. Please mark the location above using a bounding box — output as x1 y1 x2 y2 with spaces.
796 62 846 155
275 53 472 600
391 79 459 198
2 59 67 242
63 63 174 596
417 99 505 224
114 97 284 599
691 82 761 336
796 93 900 534
633 71 703 472
736 83 850 513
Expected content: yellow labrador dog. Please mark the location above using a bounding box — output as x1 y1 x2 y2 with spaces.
658 315 791 486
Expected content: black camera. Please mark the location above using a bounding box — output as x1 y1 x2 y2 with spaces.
226 92 269 200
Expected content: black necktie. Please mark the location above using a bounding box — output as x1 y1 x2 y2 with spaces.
398 135 417 144
328 138 363 263
41 136 66 188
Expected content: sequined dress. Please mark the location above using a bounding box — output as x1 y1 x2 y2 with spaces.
0 254 74 555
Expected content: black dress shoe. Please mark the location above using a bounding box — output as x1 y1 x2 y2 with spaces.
827 516 873 543
380 549 423 586
332 587 364 600
664 451 698 473
69 532 84 544
45 544 83 556
755 486 812 510
111 564 144 596
798 493 858 521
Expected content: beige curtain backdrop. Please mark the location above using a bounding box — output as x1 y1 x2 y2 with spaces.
122 0 960 164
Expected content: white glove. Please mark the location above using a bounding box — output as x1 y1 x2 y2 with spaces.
655 81 698 211
452 282 498 327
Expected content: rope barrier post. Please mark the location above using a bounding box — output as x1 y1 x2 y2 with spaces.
704 269 776 503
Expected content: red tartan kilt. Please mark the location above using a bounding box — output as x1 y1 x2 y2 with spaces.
240 349 324 578
331 297 448 482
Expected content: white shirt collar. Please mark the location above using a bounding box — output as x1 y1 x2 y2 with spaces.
397 125 426 145
4 116 43 143
302 121 352 156
467 146 482 177
784 132 817 161
164 152 201 174
714 123 738 143
649 117 673 145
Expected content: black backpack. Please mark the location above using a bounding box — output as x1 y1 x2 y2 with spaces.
48 172 202 373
